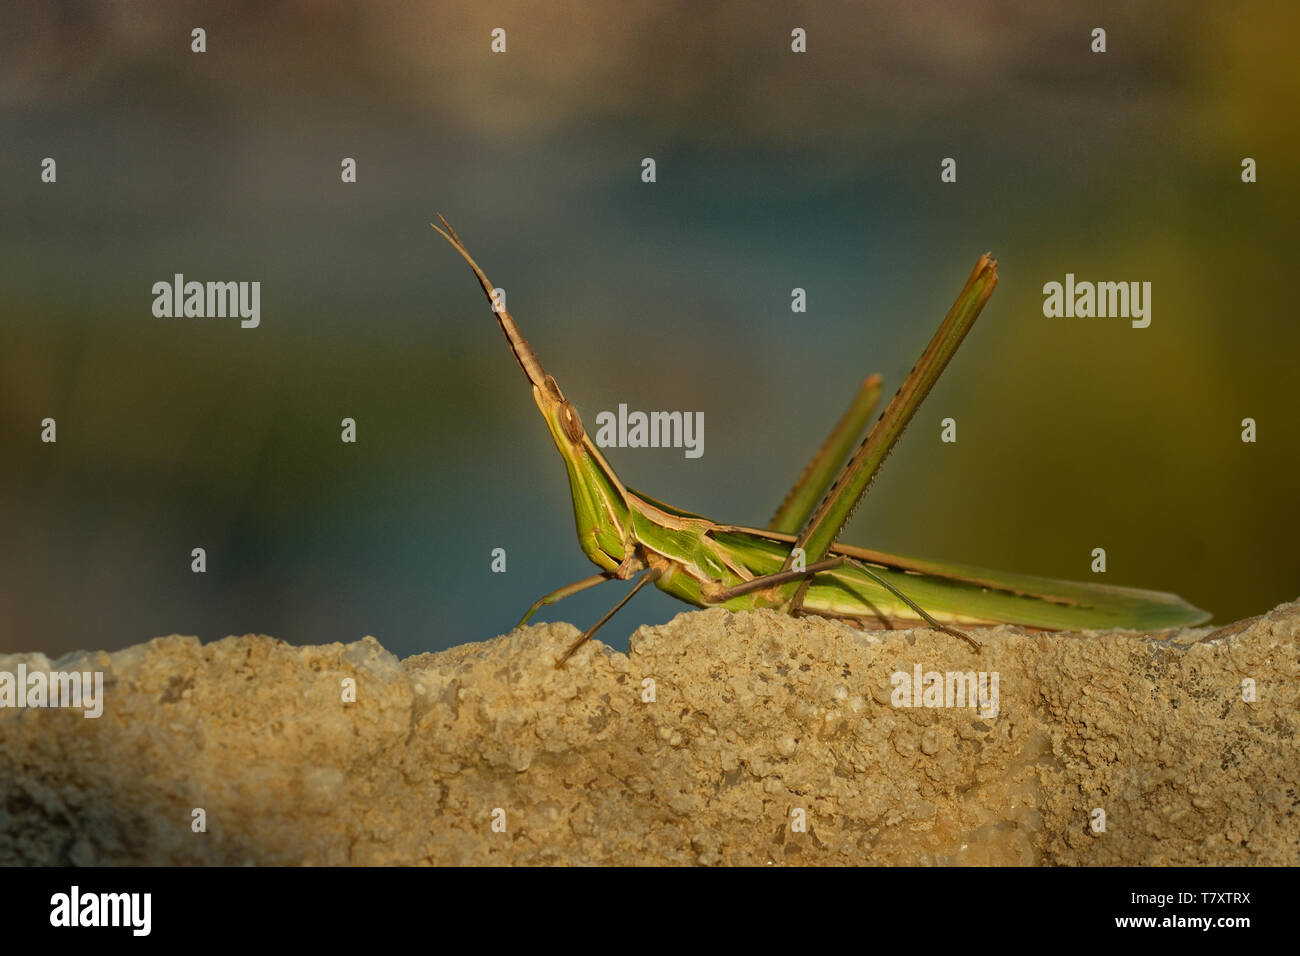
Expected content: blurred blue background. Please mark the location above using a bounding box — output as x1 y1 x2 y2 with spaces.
2 1 1297 658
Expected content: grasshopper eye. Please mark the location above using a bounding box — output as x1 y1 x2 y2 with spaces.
560 402 585 442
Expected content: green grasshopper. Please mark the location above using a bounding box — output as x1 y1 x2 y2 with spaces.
433 217 1210 666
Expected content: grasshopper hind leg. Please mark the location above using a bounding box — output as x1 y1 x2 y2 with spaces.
835 558 982 652
712 555 981 653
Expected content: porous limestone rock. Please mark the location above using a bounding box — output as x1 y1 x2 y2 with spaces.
2 601 1297 865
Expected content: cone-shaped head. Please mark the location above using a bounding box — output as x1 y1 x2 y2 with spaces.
433 217 632 572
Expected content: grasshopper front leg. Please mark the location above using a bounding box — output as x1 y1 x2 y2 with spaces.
555 567 663 668
516 572 619 628
519 550 646 630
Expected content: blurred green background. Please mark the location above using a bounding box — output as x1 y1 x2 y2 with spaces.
2 1 1296 658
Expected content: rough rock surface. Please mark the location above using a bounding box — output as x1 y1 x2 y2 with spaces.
2 601 1298 865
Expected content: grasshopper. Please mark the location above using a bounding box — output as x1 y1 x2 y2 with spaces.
433 217 1210 666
